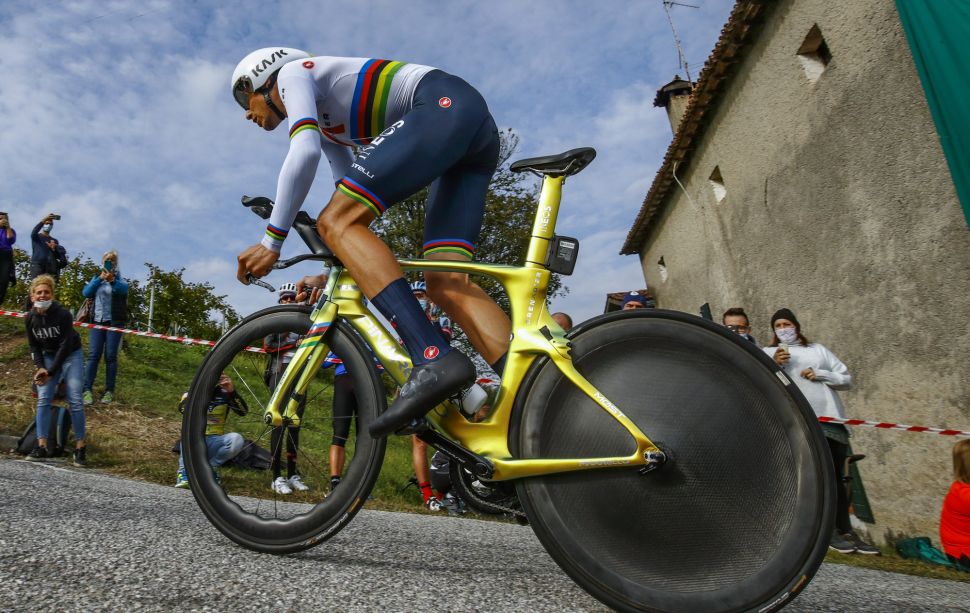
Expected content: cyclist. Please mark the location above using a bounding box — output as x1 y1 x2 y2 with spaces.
231 48 511 437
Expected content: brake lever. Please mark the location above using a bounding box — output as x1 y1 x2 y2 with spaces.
246 273 276 293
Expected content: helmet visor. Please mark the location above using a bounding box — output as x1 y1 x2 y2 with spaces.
233 76 254 110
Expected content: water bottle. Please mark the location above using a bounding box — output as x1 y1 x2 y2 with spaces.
457 383 488 417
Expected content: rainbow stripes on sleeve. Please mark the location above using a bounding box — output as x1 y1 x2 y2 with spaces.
422 239 475 259
337 178 386 217
289 117 320 140
349 59 407 144
260 223 289 252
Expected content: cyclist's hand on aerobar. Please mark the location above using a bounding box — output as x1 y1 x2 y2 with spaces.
296 274 328 304
237 244 279 284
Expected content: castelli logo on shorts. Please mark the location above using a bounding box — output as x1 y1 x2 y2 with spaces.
438 97 452 108
303 61 315 69
423 346 440 360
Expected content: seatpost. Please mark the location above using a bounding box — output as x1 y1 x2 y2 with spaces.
524 175 564 268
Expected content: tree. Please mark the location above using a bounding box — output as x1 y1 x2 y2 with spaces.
141 264 239 340
372 129 567 314
1 250 238 341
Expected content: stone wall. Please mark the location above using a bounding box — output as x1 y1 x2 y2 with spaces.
635 0 970 541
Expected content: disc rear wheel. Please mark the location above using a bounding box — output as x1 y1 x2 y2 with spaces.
511 310 833 613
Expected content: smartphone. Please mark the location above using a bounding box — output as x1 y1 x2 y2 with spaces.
778 342 789 353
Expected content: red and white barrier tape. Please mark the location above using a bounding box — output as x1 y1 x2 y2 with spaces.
0 309 265 354
3 309 968 434
818 416 969 437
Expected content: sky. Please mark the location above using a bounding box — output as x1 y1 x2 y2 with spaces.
1 0 734 327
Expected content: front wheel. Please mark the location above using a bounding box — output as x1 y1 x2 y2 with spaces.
183 306 386 554
510 310 834 613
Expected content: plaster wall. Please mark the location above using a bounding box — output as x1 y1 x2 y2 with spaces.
637 0 970 541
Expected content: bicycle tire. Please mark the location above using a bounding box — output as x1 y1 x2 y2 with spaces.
510 309 833 613
183 306 386 554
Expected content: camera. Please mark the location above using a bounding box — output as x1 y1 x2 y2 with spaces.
52 214 62 220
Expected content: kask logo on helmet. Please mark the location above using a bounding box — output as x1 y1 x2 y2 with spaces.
250 49 290 78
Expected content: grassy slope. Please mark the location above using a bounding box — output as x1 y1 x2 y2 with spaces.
0 315 427 512
2 315 969 582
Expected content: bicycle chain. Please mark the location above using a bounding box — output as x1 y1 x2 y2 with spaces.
459 476 528 520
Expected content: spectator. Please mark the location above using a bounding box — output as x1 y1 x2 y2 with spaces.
763 308 878 555
622 291 652 310
0 211 15 304
24 275 88 467
175 373 247 488
722 307 758 345
327 354 358 492
941 439 970 567
552 311 573 331
29 213 67 281
263 282 309 495
82 250 129 405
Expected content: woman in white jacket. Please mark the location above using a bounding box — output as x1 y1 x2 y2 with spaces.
763 308 879 556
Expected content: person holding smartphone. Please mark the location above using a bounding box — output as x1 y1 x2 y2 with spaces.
763 308 878 555
81 250 129 405
24 275 88 466
29 213 68 282
0 211 15 305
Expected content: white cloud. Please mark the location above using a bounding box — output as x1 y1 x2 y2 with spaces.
3 0 735 328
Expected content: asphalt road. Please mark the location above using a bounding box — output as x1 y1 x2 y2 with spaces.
1 457 967 612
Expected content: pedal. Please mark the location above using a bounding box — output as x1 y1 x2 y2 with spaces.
394 417 429 436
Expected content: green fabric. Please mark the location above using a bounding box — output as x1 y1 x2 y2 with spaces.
847 442 876 524
896 0 970 228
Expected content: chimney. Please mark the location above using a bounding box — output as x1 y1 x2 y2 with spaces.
653 75 693 136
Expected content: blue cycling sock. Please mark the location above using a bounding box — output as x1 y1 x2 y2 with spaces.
372 278 451 367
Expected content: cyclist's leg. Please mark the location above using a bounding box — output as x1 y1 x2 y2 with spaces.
422 115 508 366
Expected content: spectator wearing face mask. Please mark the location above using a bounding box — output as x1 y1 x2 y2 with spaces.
81 250 129 405
29 213 67 281
762 308 878 556
0 211 15 305
24 275 88 466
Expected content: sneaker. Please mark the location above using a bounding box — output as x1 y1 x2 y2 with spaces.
440 492 466 516
288 474 309 492
271 476 293 495
368 351 476 437
330 476 341 492
843 531 880 555
829 531 856 554
175 470 190 489
426 497 444 512
73 447 87 468
82 390 94 405
100 391 114 404
26 446 49 461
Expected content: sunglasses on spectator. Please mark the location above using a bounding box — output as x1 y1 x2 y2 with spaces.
279 295 297 303
725 324 751 332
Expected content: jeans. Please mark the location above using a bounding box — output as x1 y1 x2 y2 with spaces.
85 322 123 393
0 249 11 305
178 433 244 472
36 349 85 443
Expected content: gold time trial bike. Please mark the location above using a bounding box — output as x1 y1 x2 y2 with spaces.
182 147 834 613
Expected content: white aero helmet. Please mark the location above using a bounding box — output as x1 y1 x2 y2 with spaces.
231 47 310 110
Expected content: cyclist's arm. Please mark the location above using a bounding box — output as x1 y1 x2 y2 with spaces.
262 69 322 253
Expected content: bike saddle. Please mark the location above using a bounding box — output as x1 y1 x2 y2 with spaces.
509 147 596 177
242 195 273 219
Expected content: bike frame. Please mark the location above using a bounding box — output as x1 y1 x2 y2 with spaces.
264 175 662 481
